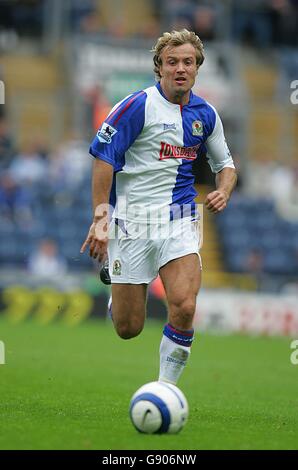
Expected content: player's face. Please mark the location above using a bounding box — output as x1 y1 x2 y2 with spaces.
159 43 198 106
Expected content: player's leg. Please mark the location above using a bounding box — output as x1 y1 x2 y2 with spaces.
158 253 201 384
111 283 147 339
107 220 157 340
161 253 201 329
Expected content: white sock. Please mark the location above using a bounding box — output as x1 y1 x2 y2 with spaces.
158 324 194 385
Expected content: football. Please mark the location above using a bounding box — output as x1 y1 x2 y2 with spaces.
129 381 189 434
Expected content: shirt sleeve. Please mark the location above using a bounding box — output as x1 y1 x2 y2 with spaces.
205 106 235 174
89 91 147 171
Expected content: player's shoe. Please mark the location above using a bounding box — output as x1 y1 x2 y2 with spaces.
99 259 111 285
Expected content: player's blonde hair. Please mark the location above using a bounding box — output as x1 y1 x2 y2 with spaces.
151 29 205 80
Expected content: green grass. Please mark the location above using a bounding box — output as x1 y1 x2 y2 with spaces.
0 316 297 450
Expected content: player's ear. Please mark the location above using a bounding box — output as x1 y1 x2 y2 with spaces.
154 54 163 79
157 55 163 77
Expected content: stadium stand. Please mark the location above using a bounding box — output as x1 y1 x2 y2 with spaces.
216 195 298 276
0 0 297 293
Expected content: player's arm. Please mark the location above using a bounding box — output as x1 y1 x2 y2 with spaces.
81 91 147 260
80 159 113 260
205 167 237 214
204 107 237 214
92 158 113 217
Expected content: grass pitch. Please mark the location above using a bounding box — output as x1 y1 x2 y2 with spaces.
0 316 297 450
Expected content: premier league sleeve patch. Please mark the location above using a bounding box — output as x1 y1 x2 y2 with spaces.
97 122 118 144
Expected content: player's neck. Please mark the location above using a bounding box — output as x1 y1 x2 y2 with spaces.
159 83 190 106
171 92 190 106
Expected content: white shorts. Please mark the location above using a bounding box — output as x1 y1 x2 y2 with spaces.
108 217 202 284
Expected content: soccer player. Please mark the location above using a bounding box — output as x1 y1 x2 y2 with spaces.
81 29 237 385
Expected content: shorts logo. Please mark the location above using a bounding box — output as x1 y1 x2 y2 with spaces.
113 259 122 275
97 122 118 144
192 120 203 136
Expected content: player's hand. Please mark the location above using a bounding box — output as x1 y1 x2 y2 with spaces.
80 220 108 261
204 190 228 214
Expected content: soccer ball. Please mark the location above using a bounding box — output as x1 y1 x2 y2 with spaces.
129 381 189 434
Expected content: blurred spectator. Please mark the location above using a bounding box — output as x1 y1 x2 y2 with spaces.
138 16 160 40
0 171 33 223
271 163 298 222
79 11 103 35
270 0 298 47
192 4 217 41
0 0 43 37
244 248 265 291
270 1 298 100
0 0 14 30
92 86 112 132
9 140 48 186
247 161 297 220
245 248 265 274
48 135 91 191
246 160 272 197
0 118 14 170
163 0 195 30
69 0 97 32
269 163 295 202
231 0 273 48
28 238 67 278
250 161 297 221
171 16 193 32
106 18 127 39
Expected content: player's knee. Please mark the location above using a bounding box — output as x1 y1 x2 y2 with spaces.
115 320 144 340
170 298 196 326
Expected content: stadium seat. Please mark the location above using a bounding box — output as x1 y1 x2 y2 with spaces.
216 196 298 276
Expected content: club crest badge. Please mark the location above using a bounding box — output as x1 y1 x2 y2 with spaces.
113 259 122 275
97 122 118 144
192 120 203 136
